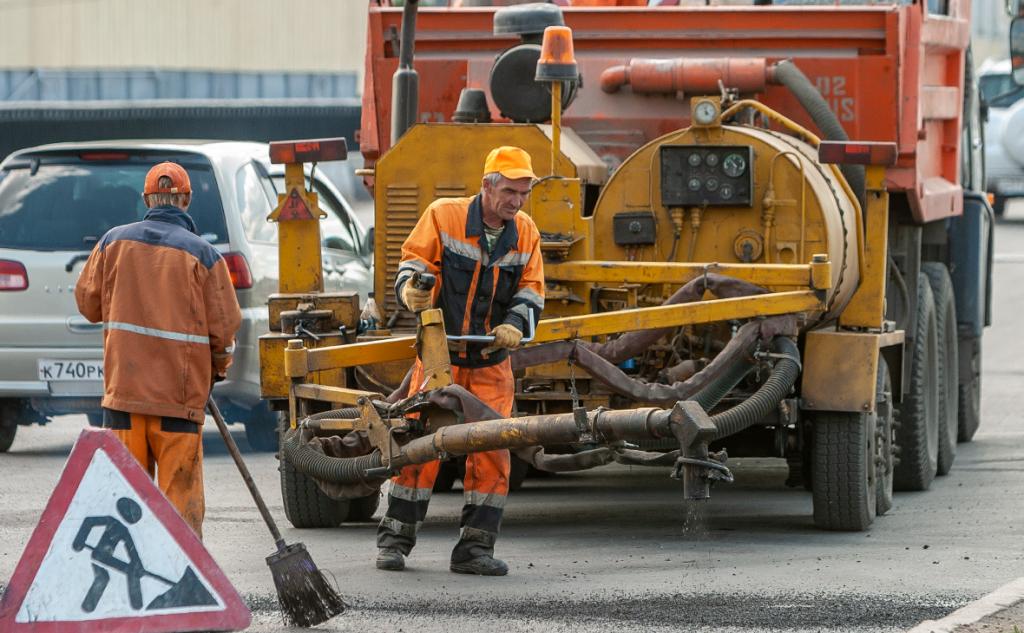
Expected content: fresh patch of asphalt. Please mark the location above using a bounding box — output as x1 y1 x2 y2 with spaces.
241 590 972 630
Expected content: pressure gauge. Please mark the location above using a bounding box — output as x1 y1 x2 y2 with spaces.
723 153 747 178
687 152 702 167
705 177 719 192
693 99 719 125
688 177 702 191
720 183 735 200
705 153 720 168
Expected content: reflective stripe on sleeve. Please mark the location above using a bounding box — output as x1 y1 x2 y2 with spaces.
512 286 545 311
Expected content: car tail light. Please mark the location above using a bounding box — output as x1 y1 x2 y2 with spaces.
0 259 28 291
223 252 253 290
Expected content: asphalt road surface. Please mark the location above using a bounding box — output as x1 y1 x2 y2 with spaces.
3 210 1024 632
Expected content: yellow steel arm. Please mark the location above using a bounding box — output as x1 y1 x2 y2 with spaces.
288 289 824 375
545 260 832 289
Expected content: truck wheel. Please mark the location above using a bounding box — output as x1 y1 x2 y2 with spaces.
433 459 459 492
280 429 350 528
346 492 381 522
811 409 877 531
874 358 895 517
0 400 17 453
242 401 281 453
957 336 982 442
923 263 958 476
893 275 940 491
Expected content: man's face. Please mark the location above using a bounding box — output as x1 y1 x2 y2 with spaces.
482 175 532 223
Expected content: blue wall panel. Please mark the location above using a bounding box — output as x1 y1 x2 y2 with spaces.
0 69 358 101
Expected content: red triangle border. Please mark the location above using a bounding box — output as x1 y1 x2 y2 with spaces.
0 429 251 633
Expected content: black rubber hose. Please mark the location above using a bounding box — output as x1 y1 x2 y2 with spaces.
692 352 757 412
773 60 865 208
282 431 384 484
709 337 800 440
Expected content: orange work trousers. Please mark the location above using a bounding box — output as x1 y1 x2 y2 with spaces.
103 409 205 539
377 358 513 561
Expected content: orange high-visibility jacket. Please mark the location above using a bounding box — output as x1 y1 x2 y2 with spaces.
75 206 242 422
396 195 544 368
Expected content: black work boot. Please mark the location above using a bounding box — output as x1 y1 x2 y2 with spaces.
450 555 508 576
376 512 418 571
376 547 406 571
450 526 508 576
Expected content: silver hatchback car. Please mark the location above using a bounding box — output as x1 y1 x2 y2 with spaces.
0 140 372 452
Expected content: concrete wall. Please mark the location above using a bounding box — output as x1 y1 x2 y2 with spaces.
0 0 367 76
973 0 1012 67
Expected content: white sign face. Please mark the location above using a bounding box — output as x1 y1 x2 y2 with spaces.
15 450 224 623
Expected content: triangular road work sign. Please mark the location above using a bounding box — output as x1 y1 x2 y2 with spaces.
278 188 314 220
0 429 251 632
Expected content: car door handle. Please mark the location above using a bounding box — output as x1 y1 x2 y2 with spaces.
67 317 102 333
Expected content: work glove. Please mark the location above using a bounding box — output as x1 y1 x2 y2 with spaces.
481 323 523 356
401 282 433 312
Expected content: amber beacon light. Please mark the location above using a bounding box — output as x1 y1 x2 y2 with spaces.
536 26 579 82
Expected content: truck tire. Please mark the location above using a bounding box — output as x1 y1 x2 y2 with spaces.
0 400 17 453
280 430 350 528
874 358 895 517
811 409 877 531
893 276 940 491
923 262 958 476
346 492 381 522
957 335 982 442
242 401 281 453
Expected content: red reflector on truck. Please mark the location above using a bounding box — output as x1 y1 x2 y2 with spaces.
818 141 898 166
0 260 28 291
222 252 253 290
269 138 348 165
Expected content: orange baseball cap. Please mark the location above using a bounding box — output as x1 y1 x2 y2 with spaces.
483 146 536 181
143 162 192 195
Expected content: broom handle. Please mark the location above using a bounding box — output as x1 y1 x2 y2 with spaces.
207 396 285 547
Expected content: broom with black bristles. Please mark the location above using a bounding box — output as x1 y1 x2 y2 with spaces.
207 396 346 627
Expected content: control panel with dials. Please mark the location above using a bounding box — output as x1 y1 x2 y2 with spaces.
659 145 754 207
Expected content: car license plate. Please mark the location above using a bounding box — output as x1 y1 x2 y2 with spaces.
38 359 104 381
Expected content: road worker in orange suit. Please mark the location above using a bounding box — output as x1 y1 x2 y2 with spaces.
376 146 545 576
75 162 242 539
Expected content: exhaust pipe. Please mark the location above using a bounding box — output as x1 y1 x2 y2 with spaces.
391 0 420 144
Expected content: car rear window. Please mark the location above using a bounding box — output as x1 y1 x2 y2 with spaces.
0 155 228 251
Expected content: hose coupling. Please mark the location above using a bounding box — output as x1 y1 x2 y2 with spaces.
671 451 733 486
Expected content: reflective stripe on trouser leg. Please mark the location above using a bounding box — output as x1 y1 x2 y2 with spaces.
146 414 205 539
451 361 514 563
377 459 441 555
